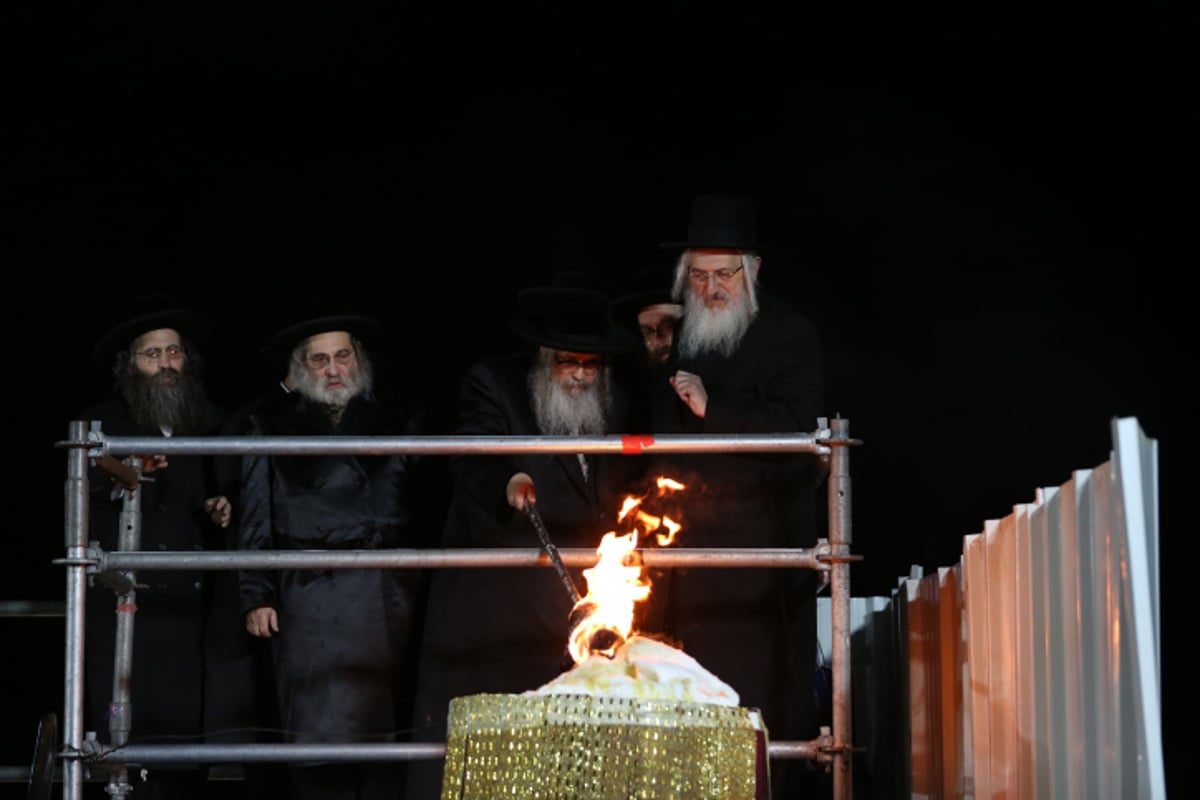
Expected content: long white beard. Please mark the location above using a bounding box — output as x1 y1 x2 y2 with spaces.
676 290 757 359
529 360 612 436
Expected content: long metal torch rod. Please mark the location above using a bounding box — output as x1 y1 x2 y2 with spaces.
525 501 582 605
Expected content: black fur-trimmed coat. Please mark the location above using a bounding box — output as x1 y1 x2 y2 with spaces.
237 391 423 744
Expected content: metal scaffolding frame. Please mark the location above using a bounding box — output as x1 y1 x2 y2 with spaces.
56 418 860 799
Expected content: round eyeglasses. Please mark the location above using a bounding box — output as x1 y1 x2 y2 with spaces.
134 345 184 363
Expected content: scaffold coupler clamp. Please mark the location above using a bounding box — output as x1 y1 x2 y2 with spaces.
814 538 832 589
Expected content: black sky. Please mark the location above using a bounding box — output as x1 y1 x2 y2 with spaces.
10 5 1191 790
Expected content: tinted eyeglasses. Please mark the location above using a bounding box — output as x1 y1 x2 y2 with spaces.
554 355 606 374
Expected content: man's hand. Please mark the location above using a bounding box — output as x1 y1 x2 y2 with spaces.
670 370 709 418
205 495 231 528
246 607 278 638
506 472 536 511
137 455 169 473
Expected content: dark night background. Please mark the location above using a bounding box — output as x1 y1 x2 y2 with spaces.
8 5 1189 795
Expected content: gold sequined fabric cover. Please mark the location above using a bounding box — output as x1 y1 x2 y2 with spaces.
441 693 764 799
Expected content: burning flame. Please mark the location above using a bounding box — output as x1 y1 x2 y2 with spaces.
566 476 685 664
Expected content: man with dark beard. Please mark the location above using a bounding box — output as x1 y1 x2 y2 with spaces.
405 282 638 799
77 294 229 799
610 267 682 369
609 265 682 432
651 193 826 798
237 309 428 800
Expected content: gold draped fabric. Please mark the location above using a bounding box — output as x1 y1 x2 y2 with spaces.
441 693 765 799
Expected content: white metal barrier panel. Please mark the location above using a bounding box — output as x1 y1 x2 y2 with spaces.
820 416 1164 798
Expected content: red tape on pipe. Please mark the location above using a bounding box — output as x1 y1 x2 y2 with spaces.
621 435 655 454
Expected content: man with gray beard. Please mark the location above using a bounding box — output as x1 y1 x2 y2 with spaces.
237 309 428 800
406 282 638 799
528 344 612 436
651 193 826 798
77 294 229 799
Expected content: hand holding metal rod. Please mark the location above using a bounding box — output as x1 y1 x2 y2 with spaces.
525 500 582 605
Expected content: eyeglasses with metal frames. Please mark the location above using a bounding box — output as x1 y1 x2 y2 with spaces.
134 345 185 363
687 264 745 284
639 320 676 340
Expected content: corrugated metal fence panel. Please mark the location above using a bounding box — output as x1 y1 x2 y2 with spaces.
1112 417 1165 798
936 566 965 800
818 417 1161 798
984 514 1018 796
1074 465 1105 797
962 533 989 800
1029 486 1057 799
817 594 904 798
1041 483 1078 799
1089 459 1125 795
906 572 940 799
1014 500 1037 799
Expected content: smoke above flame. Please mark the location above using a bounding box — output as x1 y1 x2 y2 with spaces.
566 477 685 664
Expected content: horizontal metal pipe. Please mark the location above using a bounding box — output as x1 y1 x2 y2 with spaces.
101 547 825 571
79 738 818 763
67 432 830 458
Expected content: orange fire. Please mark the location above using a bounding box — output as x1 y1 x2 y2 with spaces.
566 477 685 664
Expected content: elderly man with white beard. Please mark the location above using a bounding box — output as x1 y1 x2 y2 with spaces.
237 308 427 800
650 193 827 798
405 280 640 800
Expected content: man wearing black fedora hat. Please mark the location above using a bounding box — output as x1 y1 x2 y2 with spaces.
405 280 641 799
608 265 683 434
236 307 429 800
76 293 230 798
651 192 827 796
609 265 682 369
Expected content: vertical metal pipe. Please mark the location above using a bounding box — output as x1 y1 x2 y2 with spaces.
105 459 143 796
108 459 142 749
828 417 854 800
62 421 89 800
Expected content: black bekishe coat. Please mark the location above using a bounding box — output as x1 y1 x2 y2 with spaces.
405 350 645 796
237 391 423 745
78 395 226 745
648 291 827 765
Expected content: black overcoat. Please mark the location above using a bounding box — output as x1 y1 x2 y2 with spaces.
649 291 826 750
78 395 225 743
237 392 421 744
405 351 641 796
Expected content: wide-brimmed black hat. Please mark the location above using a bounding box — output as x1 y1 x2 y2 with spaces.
92 293 212 367
608 266 680 332
266 306 384 361
511 285 636 354
660 192 765 252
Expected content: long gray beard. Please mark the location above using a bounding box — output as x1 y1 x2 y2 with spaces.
120 369 209 435
289 357 373 418
677 290 758 359
529 359 612 437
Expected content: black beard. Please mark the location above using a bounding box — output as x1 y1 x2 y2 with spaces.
120 368 209 434
647 343 672 366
